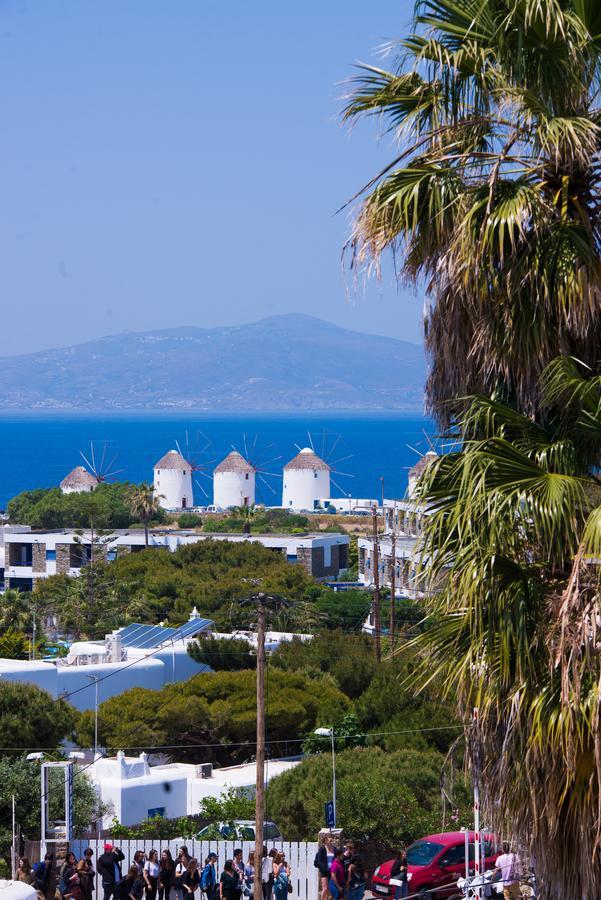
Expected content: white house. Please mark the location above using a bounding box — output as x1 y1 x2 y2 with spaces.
213 451 255 510
88 753 299 827
153 450 194 510
0 615 214 711
282 449 330 511
60 467 97 494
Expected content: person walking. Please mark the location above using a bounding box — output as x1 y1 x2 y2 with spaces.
16 858 34 885
144 851 160 900
314 837 331 900
158 851 174 900
33 852 55 900
272 854 290 900
200 854 218 900
493 843 521 900
232 851 244 900
97 844 126 900
182 859 200 898
219 862 238 900
260 849 274 900
174 849 190 900
118 865 145 900
346 844 366 900
389 851 408 900
59 853 79 898
243 853 255 898
76 849 95 900
328 849 345 900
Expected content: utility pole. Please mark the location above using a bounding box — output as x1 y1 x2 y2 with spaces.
389 529 396 653
372 506 381 663
254 595 266 900
472 708 483 900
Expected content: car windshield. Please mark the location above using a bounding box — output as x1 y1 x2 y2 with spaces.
406 842 445 866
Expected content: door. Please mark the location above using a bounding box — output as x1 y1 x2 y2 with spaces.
434 844 469 897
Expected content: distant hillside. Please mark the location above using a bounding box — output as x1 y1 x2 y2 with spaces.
0 314 425 411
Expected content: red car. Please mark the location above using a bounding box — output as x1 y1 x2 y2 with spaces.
371 831 497 899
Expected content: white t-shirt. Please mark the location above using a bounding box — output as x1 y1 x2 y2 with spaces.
261 858 272 884
145 862 160 879
495 853 519 885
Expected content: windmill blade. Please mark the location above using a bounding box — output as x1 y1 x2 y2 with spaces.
259 471 282 479
331 476 351 498
194 477 209 499
175 439 185 459
79 450 96 475
330 453 354 467
307 431 315 451
90 441 97 475
330 433 343 459
99 442 108 475
256 454 282 470
293 443 303 452
243 433 249 459
331 470 354 478
406 443 423 457
104 467 126 480
321 429 326 459
257 474 277 495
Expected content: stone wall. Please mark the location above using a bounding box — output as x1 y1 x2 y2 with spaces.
32 543 47 573
56 543 71 575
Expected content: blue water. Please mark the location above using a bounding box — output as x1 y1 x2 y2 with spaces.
0 412 434 509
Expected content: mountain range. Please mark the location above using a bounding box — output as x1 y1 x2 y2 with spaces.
0 314 426 411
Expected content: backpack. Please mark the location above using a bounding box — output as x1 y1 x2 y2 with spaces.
33 862 48 892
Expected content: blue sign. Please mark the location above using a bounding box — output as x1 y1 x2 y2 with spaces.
325 801 335 828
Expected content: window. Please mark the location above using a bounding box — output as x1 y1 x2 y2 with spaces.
287 554 297 563
406 842 445 866
147 807 165 818
245 473 249 480
183 470 186 475
438 845 467 867
182 497 187 508
46 549 56 561
314 471 318 478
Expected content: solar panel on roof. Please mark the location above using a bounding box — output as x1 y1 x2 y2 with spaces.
172 617 213 641
117 623 178 648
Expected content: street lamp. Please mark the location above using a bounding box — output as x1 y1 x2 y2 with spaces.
314 726 336 827
85 674 100 759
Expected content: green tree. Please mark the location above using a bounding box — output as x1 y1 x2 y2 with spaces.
128 483 164 546
198 787 255 823
0 629 30 660
0 590 33 633
0 681 76 750
188 636 256 671
266 746 470 848
343 0 601 422
75 669 350 765
7 482 167 530
271 632 376 699
0 756 101 855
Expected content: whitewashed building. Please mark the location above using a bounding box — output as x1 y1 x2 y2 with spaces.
213 451 255 510
2 526 349 590
153 450 194 510
282 448 330 511
60 466 97 494
0 616 213 711
88 753 299 826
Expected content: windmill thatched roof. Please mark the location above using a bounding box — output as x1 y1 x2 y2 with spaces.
154 450 190 471
408 451 438 480
60 466 97 490
284 447 331 471
214 451 254 475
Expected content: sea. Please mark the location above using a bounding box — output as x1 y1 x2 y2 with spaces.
0 412 434 510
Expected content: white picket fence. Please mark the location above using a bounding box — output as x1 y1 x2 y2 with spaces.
71 839 319 900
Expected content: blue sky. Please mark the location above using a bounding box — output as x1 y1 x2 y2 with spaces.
0 0 421 356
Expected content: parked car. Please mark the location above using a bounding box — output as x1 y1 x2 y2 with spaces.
371 831 497 899
196 820 283 841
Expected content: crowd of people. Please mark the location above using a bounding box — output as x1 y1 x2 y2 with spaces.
16 843 296 900
314 838 366 900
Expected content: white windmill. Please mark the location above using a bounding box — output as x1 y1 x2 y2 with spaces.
60 441 124 494
281 431 354 511
213 434 282 510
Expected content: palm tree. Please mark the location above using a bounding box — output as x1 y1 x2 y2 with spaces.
0 589 32 633
342 0 601 421
128 483 163 546
412 358 601 896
